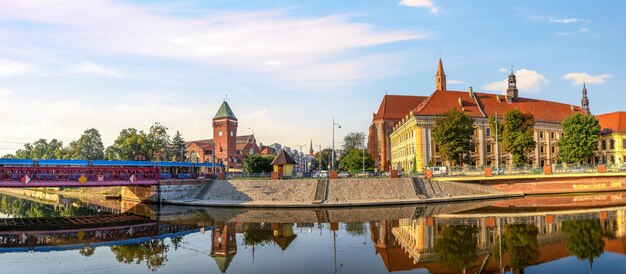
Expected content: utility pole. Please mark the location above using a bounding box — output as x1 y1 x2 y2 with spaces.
332 117 341 171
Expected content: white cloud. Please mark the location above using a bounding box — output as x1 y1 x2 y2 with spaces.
69 62 122 77
579 28 588 33
563 72 611 85
398 0 439 14
447 80 463 84
552 32 571 36
0 1 424 89
0 59 31 76
498 67 508 73
549 18 591 24
483 69 549 94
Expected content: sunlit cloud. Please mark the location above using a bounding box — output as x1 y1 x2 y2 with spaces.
398 0 439 14
563 72 611 85
68 62 122 77
483 69 549 94
0 59 31 76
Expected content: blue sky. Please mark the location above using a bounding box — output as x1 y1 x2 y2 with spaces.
0 0 624 154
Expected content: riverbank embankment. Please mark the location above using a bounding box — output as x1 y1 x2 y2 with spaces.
163 177 522 208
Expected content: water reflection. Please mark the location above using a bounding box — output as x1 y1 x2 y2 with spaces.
1 192 626 273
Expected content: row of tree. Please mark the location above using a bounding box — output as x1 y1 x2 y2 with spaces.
2 123 187 161
432 108 601 167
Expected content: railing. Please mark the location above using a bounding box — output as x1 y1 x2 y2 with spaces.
424 163 626 177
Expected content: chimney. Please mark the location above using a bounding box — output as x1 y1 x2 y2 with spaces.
496 95 502 103
468 86 474 98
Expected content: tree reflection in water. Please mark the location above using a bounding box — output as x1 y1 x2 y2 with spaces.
503 224 539 273
434 225 478 273
345 222 366 236
110 239 169 271
562 219 614 269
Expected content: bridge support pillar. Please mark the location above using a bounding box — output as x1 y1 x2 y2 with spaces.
121 185 159 203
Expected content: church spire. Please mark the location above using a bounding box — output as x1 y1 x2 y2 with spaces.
309 139 314 156
581 81 590 114
506 69 519 103
436 58 447 91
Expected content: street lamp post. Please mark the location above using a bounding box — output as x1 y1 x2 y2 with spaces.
362 141 366 174
332 117 341 171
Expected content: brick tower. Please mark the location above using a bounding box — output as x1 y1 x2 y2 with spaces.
213 101 238 170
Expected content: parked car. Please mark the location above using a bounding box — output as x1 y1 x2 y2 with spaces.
567 167 585 173
316 171 329 178
338 171 350 178
355 171 374 178
431 166 448 176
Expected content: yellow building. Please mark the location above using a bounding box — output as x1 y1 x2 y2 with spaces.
389 60 585 172
596 111 626 166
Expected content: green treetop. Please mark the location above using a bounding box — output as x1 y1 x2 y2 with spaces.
557 113 600 164
432 108 475 166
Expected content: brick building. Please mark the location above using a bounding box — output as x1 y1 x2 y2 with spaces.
185 101 260 172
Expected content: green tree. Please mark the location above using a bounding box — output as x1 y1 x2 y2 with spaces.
171 131 186 161
434 225 478 273
342 132 366 152
15 139 65 159
494 109 536 166
1 154 15 159
503 224 539 271
146 122 169 161
316 148 333 170
106 128 150 160
244 154 274 173
339 149 374 172
308 157 320 171
561 219 606 266
558 113 601 164
432 109 475 166
73 128 105 160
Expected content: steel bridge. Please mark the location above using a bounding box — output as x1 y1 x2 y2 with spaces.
0 159 220 187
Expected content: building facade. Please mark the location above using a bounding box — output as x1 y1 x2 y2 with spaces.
389 61 585 172
185 101 260 172
596 111 626 166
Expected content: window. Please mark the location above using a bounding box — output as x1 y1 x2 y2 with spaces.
602 140 607 150
550 132 555 139
540 131 544 139
540 146 545 153
486 144 492 153
610 140 615 150
551 146 555 153
236 150 241 155
435 144 439 153
623 139 626 148
204 150 212 155
486 128 491 138
561 133 564 139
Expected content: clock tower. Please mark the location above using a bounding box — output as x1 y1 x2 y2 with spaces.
213 101 238 170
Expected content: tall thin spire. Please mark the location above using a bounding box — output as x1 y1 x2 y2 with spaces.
309 139 314 156
436 58 447 91
581 81 590 114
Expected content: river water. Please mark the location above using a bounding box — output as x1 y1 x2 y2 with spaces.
1 192 626 274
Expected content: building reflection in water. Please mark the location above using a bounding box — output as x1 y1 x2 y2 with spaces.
374 204 626 273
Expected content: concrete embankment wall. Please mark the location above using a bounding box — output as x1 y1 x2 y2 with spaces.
204 179 318 203
168 177 507 207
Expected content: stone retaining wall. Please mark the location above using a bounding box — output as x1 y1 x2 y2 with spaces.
204 179 317 202
326 178 416 203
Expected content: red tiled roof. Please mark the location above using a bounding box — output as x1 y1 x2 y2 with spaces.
596 111 626 133
413 90 583 124
373 95 427 121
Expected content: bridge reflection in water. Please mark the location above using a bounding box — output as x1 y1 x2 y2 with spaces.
2 192 626 273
